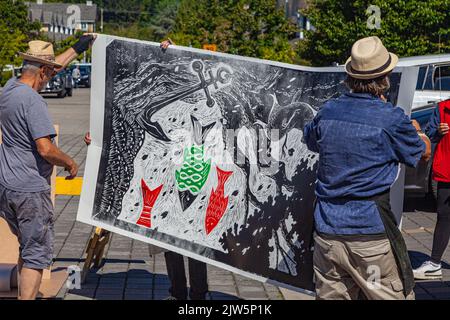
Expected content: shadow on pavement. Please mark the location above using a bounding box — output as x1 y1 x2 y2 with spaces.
64 265 240 301
409 250 450 270
54 257 147 264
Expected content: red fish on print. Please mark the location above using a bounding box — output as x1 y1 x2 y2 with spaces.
136 179 163 228
205 167 233 235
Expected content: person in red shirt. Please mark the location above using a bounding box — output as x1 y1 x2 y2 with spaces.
414 99 450 279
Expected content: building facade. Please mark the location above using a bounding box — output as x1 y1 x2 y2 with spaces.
26 1 97 41
277 0 313 39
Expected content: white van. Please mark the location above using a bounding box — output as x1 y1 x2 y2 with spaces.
397 54 450 110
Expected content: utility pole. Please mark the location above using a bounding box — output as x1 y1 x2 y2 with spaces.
285 0 289 19
100 8 104 33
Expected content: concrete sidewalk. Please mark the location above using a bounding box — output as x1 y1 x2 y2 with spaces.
44 89 449 300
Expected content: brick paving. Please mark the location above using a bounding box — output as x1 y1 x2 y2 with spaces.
21 89 450 300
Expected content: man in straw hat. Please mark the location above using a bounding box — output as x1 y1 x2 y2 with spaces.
0 34 96 300
304 36 431 300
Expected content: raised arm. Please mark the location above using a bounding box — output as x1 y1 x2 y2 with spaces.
55 34 97 72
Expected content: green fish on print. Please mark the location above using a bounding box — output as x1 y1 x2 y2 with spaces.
175 115 216 211
176 145 211 194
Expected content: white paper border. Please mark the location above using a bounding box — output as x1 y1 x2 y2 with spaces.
77 34 418 296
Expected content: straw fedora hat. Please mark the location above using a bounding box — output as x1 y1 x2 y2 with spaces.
19 40 62 68
345 36 398 80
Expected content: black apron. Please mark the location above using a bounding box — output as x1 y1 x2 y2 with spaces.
371 190 415 297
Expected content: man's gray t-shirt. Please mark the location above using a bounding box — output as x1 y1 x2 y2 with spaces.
0 78 56 192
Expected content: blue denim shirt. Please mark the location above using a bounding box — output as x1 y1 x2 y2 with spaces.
304 92 425 235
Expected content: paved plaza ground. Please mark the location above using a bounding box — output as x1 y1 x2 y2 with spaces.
17 88 450 300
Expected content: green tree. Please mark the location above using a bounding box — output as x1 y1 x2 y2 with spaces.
148 0 180 40
0 0 41 84
299 0 450 66
169 0 298 63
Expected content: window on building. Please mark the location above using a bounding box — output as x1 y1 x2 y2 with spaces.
297 14 312 31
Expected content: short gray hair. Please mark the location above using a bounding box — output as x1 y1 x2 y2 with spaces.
22 61 43 75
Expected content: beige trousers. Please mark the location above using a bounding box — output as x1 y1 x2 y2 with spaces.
313 233 415 300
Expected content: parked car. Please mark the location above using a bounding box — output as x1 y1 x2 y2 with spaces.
39 69 73 98
69 63 91 88
397 54 450 110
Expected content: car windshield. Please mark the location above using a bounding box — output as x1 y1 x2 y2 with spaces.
79 66 90 75
70 65 91 75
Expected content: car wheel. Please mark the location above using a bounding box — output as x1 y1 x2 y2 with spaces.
58 88 66 98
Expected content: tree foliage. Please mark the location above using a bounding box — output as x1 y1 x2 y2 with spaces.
3 0 449 71
0 0 41 83
299 0 450 66
169 0 298 63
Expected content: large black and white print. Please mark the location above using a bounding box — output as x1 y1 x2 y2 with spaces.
82 36 402 291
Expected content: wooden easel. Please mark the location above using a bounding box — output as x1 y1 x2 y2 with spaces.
81 227 111 284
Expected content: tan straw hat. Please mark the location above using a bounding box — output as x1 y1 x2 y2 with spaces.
345 36 398 80
19 40 62 68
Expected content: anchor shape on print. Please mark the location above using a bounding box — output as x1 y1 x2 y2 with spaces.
136 60 232 142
